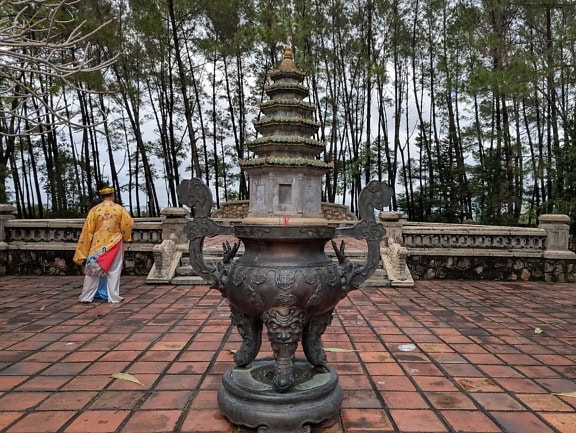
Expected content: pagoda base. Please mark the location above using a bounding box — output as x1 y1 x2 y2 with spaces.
217 357 342 433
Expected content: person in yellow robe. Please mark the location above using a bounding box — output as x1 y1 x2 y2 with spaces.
73 187 134 303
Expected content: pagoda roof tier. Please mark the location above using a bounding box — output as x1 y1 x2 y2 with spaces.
264 82 309 98
268 68 306 82
239 156 332 170
259 98 315 115
246 136 325 153
253 116 320 137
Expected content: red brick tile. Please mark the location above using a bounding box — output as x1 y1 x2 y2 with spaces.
426 391 476 409
463 353 503 364
23 351 66 363
470 392 525 410
89 391 146 410
413 376 459 392
0 392 50 410
330 362 365 375
190 390 219 409
341 390 382 409
441 410 501 432
141 390 193 409
540 412 576 433
7 411 75 433
358 352 392 363
1 362 50 375
0 411 22 430
17 375 72 391
497 353 539 365
64 410 129 432
364 362 404 376
120 410 182 433
155 374 202 390
493 377 547 393
516 365 561 378
516 393 574 412
341 408 393 431
63 351 105 362
180 408 233 432
456 377 503 392
61 375 113 391
40 362 90 376
0 376 27 391
127 361 168 374
338 374 373 390
535 377 576 392
99 350 141 362
373 376 416 391
134 350 179 363
383 391 430 409
390 409 448 432
37 391 98 410
83 361 132 375
402 361 443 376
491 411 555 433
167 361 211 375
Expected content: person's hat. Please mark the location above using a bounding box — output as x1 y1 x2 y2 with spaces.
99 186 114 195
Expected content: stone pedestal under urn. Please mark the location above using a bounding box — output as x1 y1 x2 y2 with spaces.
177 42 392 433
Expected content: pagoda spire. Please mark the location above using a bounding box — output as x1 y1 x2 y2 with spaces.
279 37 296 71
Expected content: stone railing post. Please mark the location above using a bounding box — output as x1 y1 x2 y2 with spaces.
539 214 575 259
0 204 17 244
160 207 189 243
379 211 404 243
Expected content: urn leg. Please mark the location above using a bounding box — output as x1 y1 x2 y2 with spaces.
302 310 333 368
263 306 305 393
230 308 262 367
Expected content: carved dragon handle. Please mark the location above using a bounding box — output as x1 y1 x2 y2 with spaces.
333 180 393 293
177 178 238 295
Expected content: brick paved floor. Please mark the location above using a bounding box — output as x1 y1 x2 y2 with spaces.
0 276 575 433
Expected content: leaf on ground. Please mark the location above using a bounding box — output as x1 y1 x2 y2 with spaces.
110 372 144 387
552 391 576 398
324 347 358 353
534 327 543 334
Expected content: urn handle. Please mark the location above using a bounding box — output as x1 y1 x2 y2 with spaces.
334 180 391 291
177 179 236 292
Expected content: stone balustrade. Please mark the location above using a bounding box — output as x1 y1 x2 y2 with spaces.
379 212 575 282
0 204 574 282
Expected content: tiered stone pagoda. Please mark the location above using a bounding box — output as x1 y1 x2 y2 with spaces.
241 41 331 226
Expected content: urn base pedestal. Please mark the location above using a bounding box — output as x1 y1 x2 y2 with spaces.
217 357 342 433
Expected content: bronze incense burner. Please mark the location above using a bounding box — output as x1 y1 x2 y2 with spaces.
177 42 391 433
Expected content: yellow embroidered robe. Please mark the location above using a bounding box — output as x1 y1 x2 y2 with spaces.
73 201 134 265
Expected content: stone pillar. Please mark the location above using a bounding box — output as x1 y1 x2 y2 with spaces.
539 214 575 259
0 204 16 243
0 204 16 276
539 214 575 283
379 211 404 244
160 207 189 244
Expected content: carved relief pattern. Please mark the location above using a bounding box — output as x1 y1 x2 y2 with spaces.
403 233 546 250
302 269 319 285
276 269 296 290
